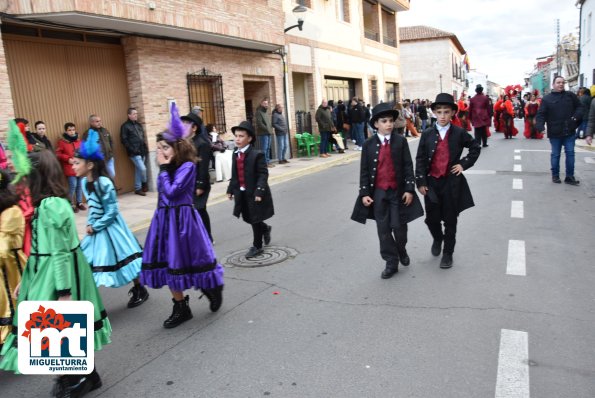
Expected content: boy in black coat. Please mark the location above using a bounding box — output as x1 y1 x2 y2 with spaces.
227 121 274 258
351 103 424 279
415 93 481 269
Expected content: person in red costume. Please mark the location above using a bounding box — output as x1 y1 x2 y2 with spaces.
523 92 543 139
457 93 472 131
501 95 518 139
493 95 503 132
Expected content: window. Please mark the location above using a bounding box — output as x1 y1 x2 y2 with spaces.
338 0 350 22
369 79 378 105
187 69 227 133
385 82 400 103
363 0 379 42
381 8 397 47
297 0 311 8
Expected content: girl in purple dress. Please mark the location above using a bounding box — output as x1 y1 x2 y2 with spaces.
140 104 224 328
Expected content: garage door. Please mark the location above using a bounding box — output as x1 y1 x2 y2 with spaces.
3 32 134 192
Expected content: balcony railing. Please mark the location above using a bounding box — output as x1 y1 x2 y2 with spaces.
383 35 397 47
364 29 379 42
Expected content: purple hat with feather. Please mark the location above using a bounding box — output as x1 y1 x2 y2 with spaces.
162 102 192 142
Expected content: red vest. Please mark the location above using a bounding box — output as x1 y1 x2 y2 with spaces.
237 152 246 189
429 130 450 178
376 137 398 190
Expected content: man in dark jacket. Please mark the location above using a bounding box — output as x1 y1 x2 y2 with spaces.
182 112 214 243
272 104 289 164
348 99 366 150
83 114 115 178
120 107 149 195
255 98 274 167
535 76 583 185
585 95 595 146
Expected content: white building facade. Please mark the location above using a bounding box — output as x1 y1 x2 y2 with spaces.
398 26 468 101
578 0 595 87
284 0 410 134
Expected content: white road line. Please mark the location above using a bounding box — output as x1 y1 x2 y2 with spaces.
513 164 522 172
516 149 549 152
514 155 521 160
512 179 523 190
495 329 530 398
464 170 497 175
506 240 526 276
585 157 595 164
514 149 521 153
511 201 524 219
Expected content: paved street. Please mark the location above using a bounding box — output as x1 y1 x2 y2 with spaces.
3 122 595 397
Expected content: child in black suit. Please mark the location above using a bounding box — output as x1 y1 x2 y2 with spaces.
351 103 424 279
227 121 274 258
415 93 481 269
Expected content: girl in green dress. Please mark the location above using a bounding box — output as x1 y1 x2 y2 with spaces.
0 150 111 398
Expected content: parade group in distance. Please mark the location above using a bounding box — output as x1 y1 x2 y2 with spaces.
0 76 592 397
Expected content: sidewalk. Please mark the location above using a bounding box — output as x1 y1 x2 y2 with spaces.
576 137 595 152
74 150 361 236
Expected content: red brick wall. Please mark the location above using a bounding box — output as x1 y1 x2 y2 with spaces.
122 36 283 151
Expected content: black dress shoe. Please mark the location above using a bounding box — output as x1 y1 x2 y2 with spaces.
564 176 580 186
552 176 561 183
245 246 263 258
52 369 101 398
431 239 442 256
381 265 398 279
399 252 410 266
440 253 453 269
127 285 149 308
264 225 272 246
201 285 223 312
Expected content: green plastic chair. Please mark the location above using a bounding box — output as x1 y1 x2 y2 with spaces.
295 134 309 157
302 132 319 156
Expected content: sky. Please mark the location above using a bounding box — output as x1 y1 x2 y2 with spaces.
399 0 580 86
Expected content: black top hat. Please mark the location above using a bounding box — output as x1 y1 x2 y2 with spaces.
181 112 203 127
231 120 255 137
475 84 484 93
370 102 399 125
430 93 458 112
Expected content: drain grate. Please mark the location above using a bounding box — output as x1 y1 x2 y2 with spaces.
223 246 298 268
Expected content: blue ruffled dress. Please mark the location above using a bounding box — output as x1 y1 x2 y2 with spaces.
81 176 143 288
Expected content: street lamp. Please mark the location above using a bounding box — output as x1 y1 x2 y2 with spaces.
284 5 307 33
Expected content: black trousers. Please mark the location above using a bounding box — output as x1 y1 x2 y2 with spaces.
197 208 212 242
373 188 408 268
240 192 269 249
424 177 458 254
251 221 268 249
474 126 488 146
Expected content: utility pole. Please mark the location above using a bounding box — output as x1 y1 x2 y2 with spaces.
556 18 561 76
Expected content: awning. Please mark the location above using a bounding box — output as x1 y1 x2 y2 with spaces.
15 12 282 52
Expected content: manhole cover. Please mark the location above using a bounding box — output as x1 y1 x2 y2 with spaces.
223 246 298 268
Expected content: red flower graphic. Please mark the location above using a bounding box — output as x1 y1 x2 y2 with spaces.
22 305 72 350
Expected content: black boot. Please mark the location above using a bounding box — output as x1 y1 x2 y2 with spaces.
127 285 149 308
52 369 101 398
200 285 224 312
163 296 193 329
263 225 272 246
